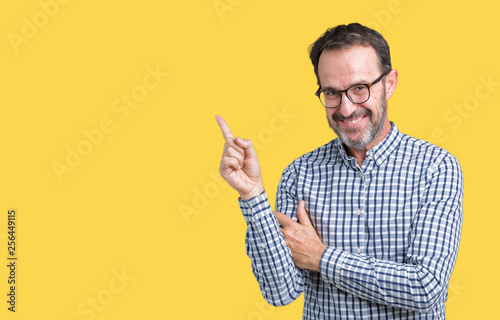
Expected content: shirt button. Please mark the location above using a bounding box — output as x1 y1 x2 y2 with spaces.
356 209 363 216
356 247 361 254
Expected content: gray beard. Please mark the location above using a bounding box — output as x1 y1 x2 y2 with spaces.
329 99 387 149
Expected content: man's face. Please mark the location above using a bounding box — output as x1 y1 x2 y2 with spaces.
318 45 392 150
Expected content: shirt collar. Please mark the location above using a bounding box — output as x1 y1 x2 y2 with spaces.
335 122 402 167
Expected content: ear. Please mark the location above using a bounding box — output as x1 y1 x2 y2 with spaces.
385 69 399 100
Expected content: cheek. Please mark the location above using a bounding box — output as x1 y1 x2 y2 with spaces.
362 102 377 114
363 96 383 114
371 87 386 106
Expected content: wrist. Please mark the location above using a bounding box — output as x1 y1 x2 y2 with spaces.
240 184 265 200
311 244 328 272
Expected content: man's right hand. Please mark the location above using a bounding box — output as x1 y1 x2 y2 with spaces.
215 115 264 200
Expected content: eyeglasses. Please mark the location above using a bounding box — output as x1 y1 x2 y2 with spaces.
315 71 389 108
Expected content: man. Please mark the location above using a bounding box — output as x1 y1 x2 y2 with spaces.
216 23 463 319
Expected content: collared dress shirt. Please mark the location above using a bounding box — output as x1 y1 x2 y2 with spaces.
238 123 463 319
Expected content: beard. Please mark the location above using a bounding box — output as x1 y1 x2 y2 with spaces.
328 94 387 149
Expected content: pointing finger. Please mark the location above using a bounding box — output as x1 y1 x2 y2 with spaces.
215 115 234 140
274 211 295 228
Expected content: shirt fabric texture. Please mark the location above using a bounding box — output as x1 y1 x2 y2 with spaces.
238 123 463 320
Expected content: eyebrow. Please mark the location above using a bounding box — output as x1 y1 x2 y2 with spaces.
321 80 369 90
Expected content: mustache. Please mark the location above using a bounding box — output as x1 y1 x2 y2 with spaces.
332 109 371 121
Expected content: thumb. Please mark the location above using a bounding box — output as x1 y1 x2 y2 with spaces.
296 201 312 226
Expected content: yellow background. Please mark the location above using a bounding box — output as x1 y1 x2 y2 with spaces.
0 0 497 319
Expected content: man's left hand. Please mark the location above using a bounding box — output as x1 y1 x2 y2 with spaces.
274 201 327 272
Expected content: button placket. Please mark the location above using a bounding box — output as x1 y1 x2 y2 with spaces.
355 169 367 256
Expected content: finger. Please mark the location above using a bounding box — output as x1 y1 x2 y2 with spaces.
226 137 245 155
221 155 241 171
273 211 295 228
296 201 312 226
215 115 234 140
234 137 258 159
226 146 244 168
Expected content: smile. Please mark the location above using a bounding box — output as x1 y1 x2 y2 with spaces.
344 118 363 124
340 115 367 127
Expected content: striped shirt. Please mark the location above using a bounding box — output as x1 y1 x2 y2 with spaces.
238 123 463 319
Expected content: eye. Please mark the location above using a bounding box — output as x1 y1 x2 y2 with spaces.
352 85 367 92
324 89 338 96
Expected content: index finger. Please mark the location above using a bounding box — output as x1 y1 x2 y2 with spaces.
215 115 235 140
273 211 295 228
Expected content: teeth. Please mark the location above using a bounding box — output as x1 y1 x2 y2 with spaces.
344 117 362 124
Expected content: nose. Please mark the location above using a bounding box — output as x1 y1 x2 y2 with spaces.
336 92 358 118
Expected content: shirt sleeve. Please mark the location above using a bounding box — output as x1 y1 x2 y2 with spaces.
239 188 307 306
319 153 464 313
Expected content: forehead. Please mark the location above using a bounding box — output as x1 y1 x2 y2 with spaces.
318 45 380 87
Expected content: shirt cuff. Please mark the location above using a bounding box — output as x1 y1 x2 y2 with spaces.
238 191 273 224
319 247 348 286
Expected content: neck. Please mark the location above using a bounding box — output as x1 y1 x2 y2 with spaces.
345 147 368 168
344 120 392 168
